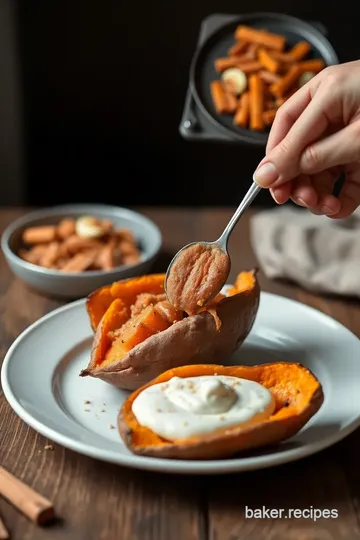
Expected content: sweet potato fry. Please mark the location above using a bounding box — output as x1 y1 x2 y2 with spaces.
263 109 277 126
210 81 237 114
233 91 250 127
249 74 264 131
210 81 227 114
237 61 262 74
299 59 325 73
269 65 302 97
22 225 57 245
115 228 136 242
60 250 98 272
96 242 115 270
62 234 102 254
228 41 248 56
39 241 60 268
214 57 250 72
91 298 130 366
288 41 311 60
19 244 48 264
258 70 281 84
118 240 139 256
243 43 259 60
235 25 286 51
123 254 141 265
258 48 281 73
269 50 295 64
102 219 114 234
57 219 76 239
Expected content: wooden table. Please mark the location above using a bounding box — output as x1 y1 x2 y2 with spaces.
1 207 360 540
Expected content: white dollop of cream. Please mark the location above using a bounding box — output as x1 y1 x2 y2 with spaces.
131 375 275 441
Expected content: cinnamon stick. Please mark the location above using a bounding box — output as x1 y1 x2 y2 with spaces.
0 515 9 540
0 466 55 525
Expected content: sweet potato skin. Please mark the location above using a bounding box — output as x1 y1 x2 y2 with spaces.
82 277 260 389
118 363 324 459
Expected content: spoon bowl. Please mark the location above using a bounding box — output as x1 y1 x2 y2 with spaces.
165 182 261 312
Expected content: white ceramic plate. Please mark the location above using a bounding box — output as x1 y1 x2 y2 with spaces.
2 292 360 475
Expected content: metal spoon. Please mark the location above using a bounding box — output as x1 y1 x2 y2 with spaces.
165 182 261 308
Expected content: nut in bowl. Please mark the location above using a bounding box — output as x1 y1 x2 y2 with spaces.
1 204 162 299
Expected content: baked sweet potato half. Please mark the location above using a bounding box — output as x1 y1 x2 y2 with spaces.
119 363 324 459
80 270 260 390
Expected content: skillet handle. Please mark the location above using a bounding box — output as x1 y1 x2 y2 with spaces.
183 94 200 132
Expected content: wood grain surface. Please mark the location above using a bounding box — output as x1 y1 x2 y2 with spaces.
1 207 360 540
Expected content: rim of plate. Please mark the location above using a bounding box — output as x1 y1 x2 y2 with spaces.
2 292 360 475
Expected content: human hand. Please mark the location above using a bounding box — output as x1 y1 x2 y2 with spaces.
253 60 360 218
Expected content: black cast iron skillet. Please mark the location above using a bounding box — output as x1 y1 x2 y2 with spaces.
189 12 339 146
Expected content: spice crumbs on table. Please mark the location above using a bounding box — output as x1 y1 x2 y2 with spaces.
100 408 106 413
109 424 115 430
84 399 91 404
44 444 54 451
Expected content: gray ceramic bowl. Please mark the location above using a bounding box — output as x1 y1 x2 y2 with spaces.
1 204 162 299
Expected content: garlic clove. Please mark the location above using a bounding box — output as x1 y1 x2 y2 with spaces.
221 68 247 95
75 216 105 239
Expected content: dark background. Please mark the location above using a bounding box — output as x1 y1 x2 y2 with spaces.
0 0 359 208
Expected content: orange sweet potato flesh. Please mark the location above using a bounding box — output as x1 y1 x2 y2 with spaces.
86 273 166 330
90 298 130 367
81 269 260 389
102 302 178 367
118 363 324 459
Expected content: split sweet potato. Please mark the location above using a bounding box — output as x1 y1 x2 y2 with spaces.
119 362 324 459
80 270 260 390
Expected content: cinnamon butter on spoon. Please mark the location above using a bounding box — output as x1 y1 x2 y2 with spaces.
165 242 230 314
165 182 261 314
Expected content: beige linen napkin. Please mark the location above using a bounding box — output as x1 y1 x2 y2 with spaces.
249 206 360 297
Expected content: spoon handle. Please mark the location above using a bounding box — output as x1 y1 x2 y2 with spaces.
217 182 262 249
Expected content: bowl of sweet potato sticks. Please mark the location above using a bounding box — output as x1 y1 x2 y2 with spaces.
1 204 162 299
189 13 338 143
